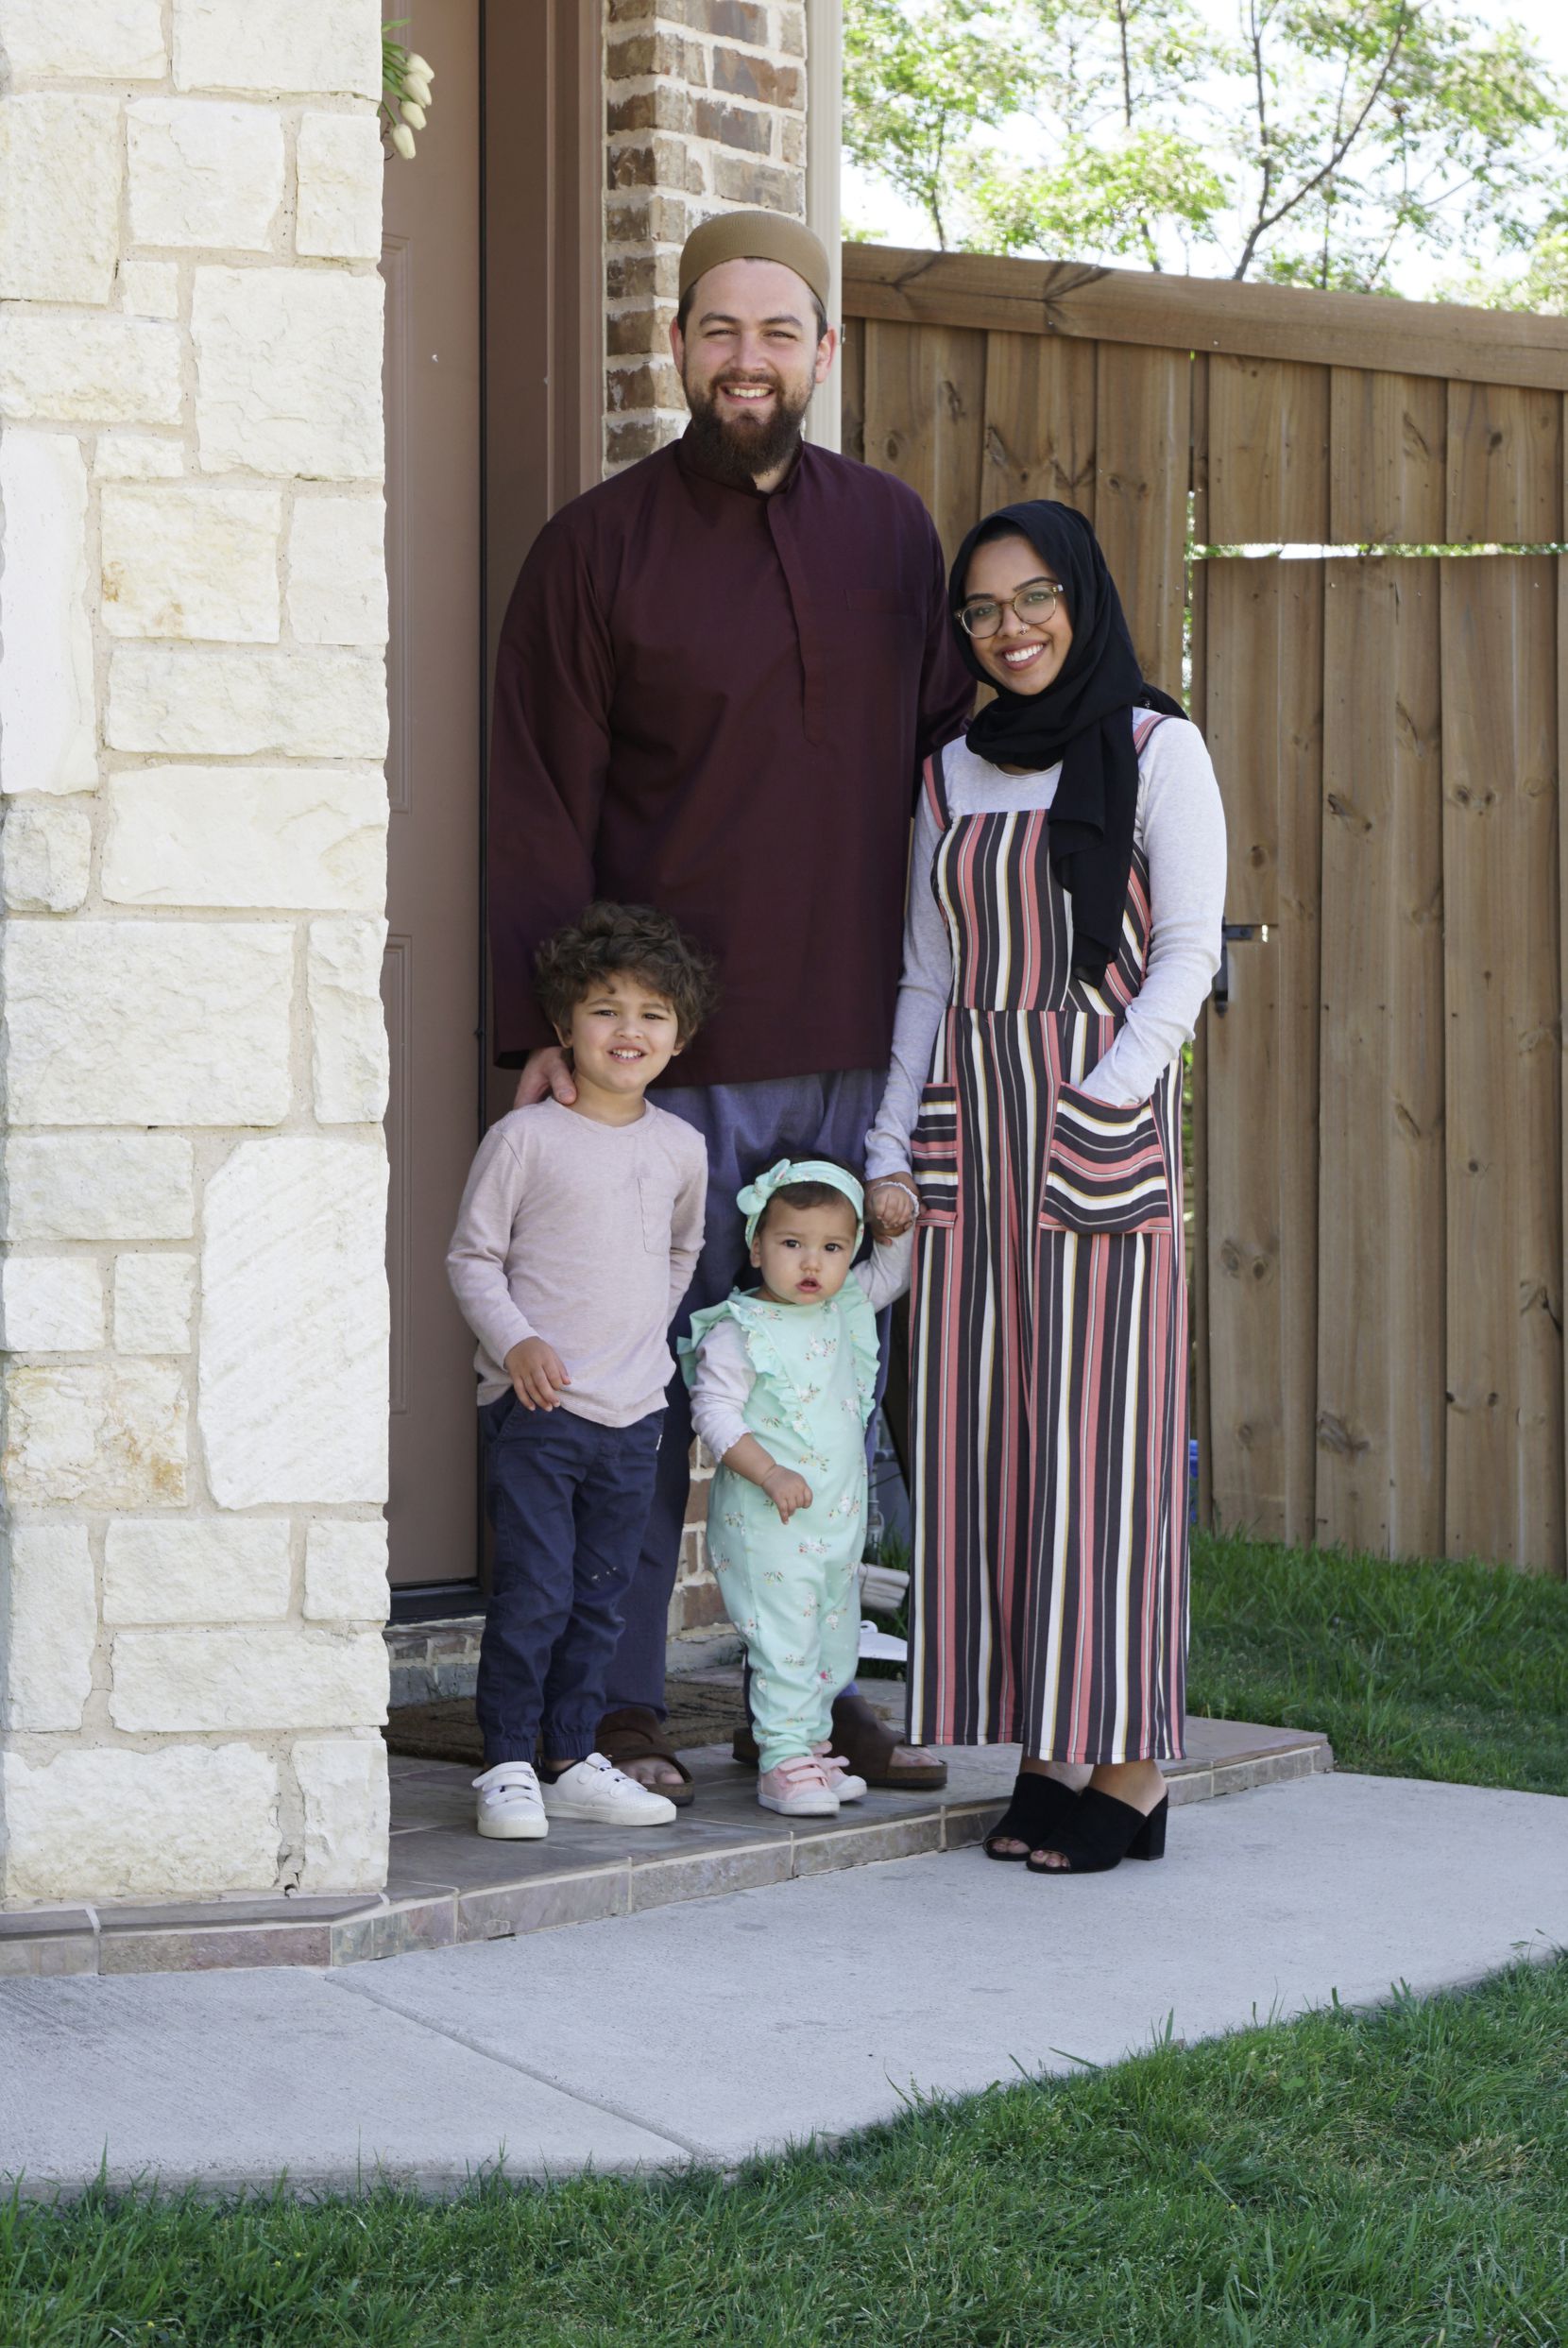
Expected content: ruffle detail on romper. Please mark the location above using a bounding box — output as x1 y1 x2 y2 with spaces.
680 1292 800 1399
682 1286 881 1427
837 1280 883 1429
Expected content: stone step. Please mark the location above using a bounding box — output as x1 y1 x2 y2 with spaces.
0 1719 1330 1978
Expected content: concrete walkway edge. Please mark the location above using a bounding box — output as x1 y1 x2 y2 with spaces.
1 1773 1564 2197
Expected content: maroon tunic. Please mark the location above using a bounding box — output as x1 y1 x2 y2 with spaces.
487 431 973 1088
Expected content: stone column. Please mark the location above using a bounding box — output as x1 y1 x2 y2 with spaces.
0 0 392 1908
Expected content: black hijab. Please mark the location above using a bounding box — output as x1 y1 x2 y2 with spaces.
949 500 1185 985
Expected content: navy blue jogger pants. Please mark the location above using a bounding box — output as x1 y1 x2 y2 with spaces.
476 1393 665 1767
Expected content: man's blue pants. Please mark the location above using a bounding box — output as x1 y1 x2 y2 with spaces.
602 1066 886 1718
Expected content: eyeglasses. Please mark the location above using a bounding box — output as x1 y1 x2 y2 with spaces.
959 580 1062 639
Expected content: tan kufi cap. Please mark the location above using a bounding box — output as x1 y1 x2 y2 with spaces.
678 210 831 310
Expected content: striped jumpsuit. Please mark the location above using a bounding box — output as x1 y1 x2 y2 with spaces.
907 713 1188 1763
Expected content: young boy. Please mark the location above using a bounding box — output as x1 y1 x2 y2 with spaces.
447 901 715 1840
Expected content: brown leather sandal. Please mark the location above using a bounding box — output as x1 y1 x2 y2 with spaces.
596 1705 696 1808
731 1690 948 1791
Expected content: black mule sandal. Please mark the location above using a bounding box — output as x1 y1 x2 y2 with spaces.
983 1770 1082 1862
1024 1786 1167 1876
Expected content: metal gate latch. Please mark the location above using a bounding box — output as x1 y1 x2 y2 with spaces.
1213 922 1257 1016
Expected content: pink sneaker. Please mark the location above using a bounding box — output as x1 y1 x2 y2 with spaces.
812 1741 868 1802
758 1754 840 1817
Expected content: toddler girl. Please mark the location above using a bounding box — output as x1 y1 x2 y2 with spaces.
682 1159 911 1817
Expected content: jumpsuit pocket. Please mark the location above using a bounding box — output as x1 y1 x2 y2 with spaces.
1039 1084 1173 1237
911 1084 961 1225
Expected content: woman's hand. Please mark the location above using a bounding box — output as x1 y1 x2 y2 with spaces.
867 1174 919 1242
761 1465 813 1523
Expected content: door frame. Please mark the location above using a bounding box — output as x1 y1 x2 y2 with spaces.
389 0 603 1623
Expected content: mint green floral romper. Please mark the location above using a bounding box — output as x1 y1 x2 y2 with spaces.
681 1287 880 1772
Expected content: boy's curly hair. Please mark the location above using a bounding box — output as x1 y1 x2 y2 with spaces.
533 901 720 1046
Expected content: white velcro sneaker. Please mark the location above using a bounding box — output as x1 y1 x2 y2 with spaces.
473 1760 548 1841
540 1751 677 1826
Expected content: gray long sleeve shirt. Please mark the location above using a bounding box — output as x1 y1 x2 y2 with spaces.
866 720 1227 1178
447 1098 707 1424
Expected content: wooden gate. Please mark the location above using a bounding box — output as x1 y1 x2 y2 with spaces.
842 245 1568 1576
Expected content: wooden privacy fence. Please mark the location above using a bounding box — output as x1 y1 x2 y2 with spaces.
842 244 1568 1577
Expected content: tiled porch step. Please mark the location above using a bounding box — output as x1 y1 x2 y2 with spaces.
0 1719 1330 1980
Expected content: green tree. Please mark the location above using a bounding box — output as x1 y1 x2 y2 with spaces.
844 0 1568 295
1445 220 1568 316
963 0 1221 271
1218 0 1563 290
843 0 1022 249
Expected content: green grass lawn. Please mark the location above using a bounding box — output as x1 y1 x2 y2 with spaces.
5 1537 1566 2346
5 1961 1565 2347
1188 1530 1568 1797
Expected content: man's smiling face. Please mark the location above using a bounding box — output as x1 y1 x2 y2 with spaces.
672 256 834 485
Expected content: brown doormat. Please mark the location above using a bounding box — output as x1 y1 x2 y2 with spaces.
384 1676 746 1767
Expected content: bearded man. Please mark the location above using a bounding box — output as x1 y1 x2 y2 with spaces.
487 211 972 1804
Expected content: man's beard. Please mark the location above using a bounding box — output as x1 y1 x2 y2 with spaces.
682 370 813 485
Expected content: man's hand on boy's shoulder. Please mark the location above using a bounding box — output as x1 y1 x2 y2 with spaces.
512 1046 577 1111
505 1336 572 1411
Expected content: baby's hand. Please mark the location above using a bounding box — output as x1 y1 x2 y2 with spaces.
867 1174 918 1242
505 1336 571 1411
761 1465 813 1524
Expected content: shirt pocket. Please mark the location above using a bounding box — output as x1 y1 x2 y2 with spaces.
1039 1085 1173 1238
639 1171 678 1253
911 1083 961 1226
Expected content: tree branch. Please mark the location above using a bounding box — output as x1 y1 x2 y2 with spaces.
1233 2 1409 278
931 116 947 249
1359 104 1417 290
1238 0 1277 276
1116 0 1134 129
1114 0 1161 268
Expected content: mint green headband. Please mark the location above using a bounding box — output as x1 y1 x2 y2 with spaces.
738 1157 865 1247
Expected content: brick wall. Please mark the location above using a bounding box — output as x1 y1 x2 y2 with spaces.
604 0 808 471
669 1442 726 1638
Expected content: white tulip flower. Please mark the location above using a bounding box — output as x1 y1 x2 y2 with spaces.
403 75 433 104
390 122 416 159
405 52 434 78
400 99 426 127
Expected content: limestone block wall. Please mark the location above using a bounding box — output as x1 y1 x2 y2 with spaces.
604 0 808 471
0 0 392 1908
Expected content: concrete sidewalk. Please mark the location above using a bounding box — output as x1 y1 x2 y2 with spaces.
0 1714 1330 1976
2 1772 1564 2196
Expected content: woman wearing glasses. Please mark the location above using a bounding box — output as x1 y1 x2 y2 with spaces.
864 499 1225 1877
